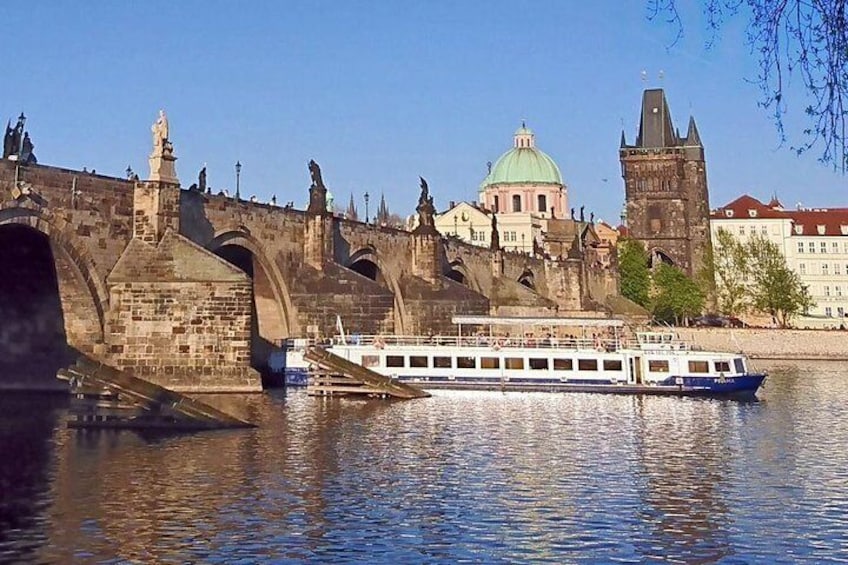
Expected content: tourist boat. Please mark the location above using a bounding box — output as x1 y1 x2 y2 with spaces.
281 316 766 398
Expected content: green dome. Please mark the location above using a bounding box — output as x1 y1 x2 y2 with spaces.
479 124 563 191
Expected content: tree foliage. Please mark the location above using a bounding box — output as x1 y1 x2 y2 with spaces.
746 234 814 327
706 230 814 326
711 228 751 315
618 238 651 307
651 263 705 325
648 0 848 170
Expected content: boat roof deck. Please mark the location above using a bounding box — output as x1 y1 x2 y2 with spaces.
452 316 626 328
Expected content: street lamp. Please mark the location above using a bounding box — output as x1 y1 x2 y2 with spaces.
235 161 241 201
364 192 370 224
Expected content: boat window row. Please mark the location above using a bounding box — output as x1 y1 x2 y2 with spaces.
687 360 734 373
368 354 624 372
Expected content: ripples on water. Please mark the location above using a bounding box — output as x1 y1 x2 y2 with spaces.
2 362 848 564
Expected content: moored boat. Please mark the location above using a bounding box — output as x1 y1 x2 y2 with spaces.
283 316 766 398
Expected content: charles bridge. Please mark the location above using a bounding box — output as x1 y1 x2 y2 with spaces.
0 116 617 392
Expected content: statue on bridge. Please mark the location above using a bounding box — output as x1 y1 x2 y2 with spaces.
3 114 36 163
309 159 325 190
151 109 170 153
413 176 438 235
490 213 500 251
148 109 178 183
307 159 329 215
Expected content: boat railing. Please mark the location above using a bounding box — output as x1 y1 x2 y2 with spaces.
282 333 695 354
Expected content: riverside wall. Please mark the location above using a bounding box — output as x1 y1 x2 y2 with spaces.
676 328 848 361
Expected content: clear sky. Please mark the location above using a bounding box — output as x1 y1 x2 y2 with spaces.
3 1 844 224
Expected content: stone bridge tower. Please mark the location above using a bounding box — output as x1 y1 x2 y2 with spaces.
619 88 711 277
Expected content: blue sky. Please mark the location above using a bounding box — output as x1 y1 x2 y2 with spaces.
3 1 844 223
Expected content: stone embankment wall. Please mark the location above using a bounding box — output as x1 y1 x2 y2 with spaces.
677 328 848 361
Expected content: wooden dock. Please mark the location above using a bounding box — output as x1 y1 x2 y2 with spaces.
303 346 430 399
57 355 255 430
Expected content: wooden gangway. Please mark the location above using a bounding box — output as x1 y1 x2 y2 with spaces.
57 355 255 430
303 346 430 399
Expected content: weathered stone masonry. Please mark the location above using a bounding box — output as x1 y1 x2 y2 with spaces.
0 154 614 392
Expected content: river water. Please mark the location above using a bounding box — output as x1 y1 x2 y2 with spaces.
1 361 847 564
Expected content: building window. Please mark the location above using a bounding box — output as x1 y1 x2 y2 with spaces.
825 306 833 317
799 263 806 274
821 242 828 253
823 264 830 275
839 307 845 317
798 242 805 253
825 285 831 297
761 225 768 234
738 226 745 235
493 195 499 213
512 195 521 212
537 194 547 213
837 286 843 297
834 242 840 252
809 242 816 253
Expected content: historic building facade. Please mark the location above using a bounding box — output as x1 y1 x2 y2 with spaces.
711 195 848 327
619 88 712 277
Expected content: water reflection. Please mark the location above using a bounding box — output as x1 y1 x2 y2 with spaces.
1 364 848 563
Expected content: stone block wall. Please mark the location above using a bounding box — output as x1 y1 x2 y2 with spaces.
105 232 261 392
105 281 257 391
677 327 848 361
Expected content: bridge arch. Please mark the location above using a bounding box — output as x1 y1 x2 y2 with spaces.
0 205 108 386
518 267 536 290
0 205 107 337
444 257 482 293
346 245 409 334
207 230 296 337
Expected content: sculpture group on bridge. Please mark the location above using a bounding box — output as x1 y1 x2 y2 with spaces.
3 114 36 164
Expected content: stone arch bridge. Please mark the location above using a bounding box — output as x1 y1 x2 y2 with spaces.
0 158 616 392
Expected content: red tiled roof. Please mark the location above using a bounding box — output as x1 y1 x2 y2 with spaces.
712 194 848 236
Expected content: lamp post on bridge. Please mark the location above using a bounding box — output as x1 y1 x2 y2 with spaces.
364 192 370 224
235 161 241 201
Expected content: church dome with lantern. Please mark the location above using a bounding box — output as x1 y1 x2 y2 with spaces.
478 123 567 219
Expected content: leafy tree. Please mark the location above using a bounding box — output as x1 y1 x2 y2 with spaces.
649 0 848 170
618 238 651 307
711 228 751 316
746 234 814 327
694 241 717 310
651 263 705 325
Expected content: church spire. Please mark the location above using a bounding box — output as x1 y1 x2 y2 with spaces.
685 115 702 147
620 130 627 148
376 193 390 226
346 193 358 221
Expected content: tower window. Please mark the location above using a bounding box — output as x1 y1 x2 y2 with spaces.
537 194 547 213
493 195 499 212
512 195 521 212
647 204 662 234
